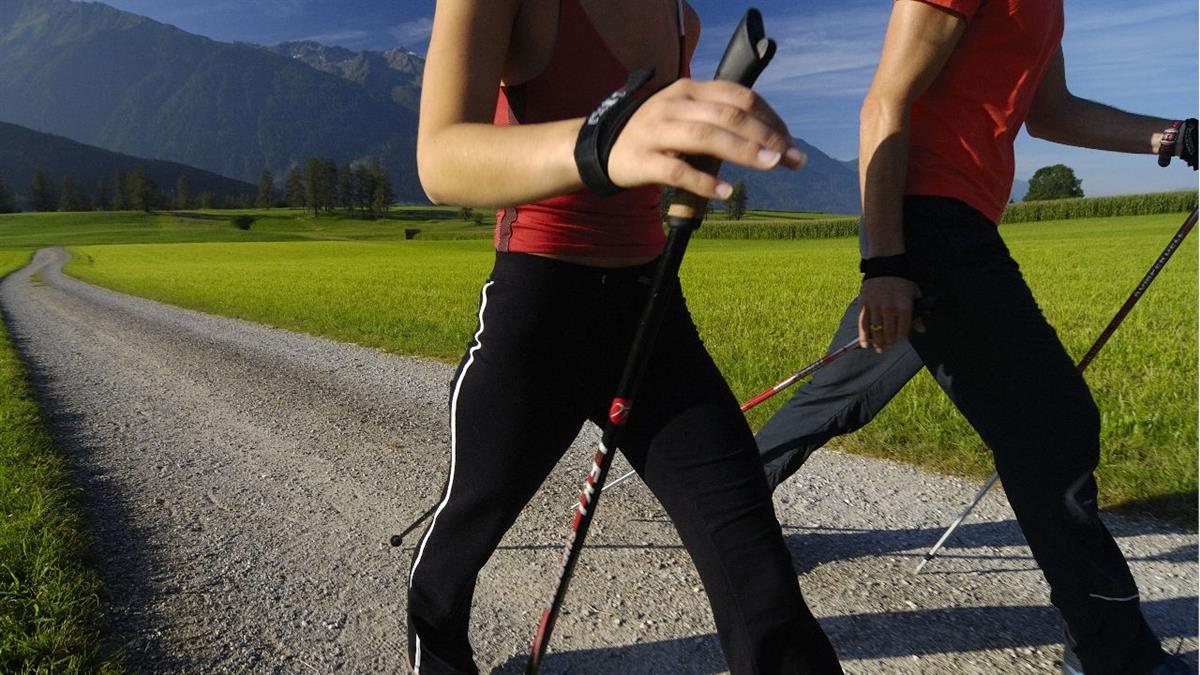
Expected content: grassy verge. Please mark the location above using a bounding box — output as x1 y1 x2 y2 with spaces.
63 213 1197 521
0 251 118 673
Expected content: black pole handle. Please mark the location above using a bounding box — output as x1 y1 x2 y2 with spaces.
715 9 777 87
667 8 776 222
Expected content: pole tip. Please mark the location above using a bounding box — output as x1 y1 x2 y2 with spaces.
390 534 404 547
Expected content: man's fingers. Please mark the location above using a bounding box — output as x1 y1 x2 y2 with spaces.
858 306 873 349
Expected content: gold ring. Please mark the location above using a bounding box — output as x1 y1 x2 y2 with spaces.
870 323 883 331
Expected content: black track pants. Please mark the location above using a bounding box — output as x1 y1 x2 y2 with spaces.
756 196 1165 674
407 252 842 675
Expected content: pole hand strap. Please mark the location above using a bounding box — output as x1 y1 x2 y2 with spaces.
574 66 657 197
1158 118 1198 170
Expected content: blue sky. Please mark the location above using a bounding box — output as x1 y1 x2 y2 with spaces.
101 0 1199 195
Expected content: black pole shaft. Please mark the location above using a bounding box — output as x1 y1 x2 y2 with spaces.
525 219 699 674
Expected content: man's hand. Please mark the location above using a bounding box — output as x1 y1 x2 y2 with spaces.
858 276 921 352
1180 118 1197 170
1157 118 1197 170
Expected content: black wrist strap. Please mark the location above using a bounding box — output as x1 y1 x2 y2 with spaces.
1181 118 1198 170
575 67 657 197
860 254 914 281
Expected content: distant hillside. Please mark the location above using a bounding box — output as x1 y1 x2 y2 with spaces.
0 0 420 202
0 121 254 208
723 138 860 214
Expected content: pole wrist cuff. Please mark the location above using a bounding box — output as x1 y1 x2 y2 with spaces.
574 67 657 197
860 254 914 281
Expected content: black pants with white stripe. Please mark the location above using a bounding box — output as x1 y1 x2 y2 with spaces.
406 252 842 675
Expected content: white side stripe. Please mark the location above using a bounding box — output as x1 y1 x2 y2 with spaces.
408 280 495 671
1088 592 1140 602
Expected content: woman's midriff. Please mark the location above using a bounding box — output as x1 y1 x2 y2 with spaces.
529 252 659 268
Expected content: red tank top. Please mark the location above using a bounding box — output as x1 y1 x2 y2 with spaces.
493 0 689 257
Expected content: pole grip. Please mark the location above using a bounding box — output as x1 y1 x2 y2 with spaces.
666 8 776 222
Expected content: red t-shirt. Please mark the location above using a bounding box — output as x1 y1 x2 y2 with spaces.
905 0 1064 223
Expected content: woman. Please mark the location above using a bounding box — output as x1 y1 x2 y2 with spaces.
408 1 843 673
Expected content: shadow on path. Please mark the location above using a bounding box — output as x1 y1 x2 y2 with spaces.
492 597 1198 674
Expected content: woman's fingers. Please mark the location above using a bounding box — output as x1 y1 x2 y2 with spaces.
643 155 732 200
607 79 806 193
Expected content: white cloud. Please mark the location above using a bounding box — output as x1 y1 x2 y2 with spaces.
389 17 434 49
296 30 371 47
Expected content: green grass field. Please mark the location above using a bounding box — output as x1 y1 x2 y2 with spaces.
49 211 1198 520
0 205 1194 670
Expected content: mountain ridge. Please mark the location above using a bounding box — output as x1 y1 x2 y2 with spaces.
0 120 255 208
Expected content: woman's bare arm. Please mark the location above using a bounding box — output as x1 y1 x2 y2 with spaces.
418 0 804 208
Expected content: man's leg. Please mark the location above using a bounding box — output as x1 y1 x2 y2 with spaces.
756 297 923 490
904 197 1165 675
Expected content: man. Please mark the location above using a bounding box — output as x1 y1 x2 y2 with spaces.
757 1 1196 674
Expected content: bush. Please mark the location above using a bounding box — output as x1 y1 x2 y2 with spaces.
230 215 255 230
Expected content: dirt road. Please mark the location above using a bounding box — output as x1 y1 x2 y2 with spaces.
1 248 1194 673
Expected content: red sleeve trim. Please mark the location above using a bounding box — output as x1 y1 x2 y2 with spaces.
903 0 981 22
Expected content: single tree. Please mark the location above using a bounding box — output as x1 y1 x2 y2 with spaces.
59 175 91 212
0 175 15 213
353 164 375 214
337 163 355 214
30 167 56 212
726 179 748 220
112 170 131 210
370 161 394 214
1024 164 1084 201
257 169 275 209
304 157 338 215
94 177 112 211
176 175 193 210
284 166 306 208
129 166 159 212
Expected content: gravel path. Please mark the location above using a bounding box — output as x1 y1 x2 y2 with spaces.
1 247 1195 674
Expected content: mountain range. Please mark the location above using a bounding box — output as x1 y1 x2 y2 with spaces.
0 0 865 212
0 0 419 202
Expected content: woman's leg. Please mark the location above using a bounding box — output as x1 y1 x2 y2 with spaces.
407 272 594 675
607 283 842 675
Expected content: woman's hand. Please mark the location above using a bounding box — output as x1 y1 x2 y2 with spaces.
606 79 805 200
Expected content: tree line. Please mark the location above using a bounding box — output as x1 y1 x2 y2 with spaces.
0 158 395 215
282 158 395 217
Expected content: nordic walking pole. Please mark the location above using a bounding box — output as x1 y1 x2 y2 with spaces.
913 206 1198 574
525 12 776 673
603 337 863 495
